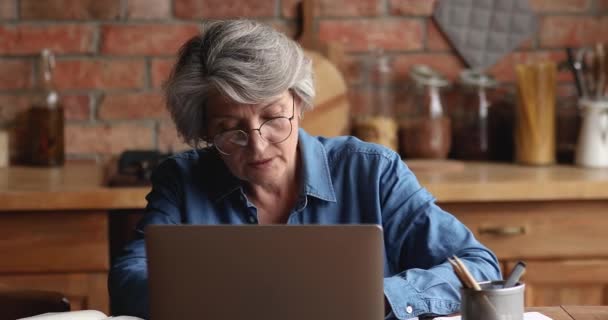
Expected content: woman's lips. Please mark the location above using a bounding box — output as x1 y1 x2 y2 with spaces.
248 158 273 168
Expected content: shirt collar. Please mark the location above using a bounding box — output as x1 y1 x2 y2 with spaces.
210 128 337 203
298 129 337 202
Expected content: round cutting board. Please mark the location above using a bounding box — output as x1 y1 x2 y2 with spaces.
300 49 350 137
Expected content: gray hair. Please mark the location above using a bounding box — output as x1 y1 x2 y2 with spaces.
165 19 315 147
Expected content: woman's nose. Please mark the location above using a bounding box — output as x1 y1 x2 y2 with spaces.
247 129 268 151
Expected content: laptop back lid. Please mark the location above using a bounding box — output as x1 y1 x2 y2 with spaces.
146 224 384 320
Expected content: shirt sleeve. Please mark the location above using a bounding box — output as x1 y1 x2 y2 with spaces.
379 152 502 319
108 159 183 318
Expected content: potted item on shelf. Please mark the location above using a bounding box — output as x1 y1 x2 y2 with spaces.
398 65 451 159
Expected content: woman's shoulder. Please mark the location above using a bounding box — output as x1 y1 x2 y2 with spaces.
315 134 399 163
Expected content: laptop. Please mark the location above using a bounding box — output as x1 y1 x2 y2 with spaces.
146 224 385 320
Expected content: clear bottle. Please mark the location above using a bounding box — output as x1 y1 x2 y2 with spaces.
352 49 398 151
399 65 452 159
26 49 65 166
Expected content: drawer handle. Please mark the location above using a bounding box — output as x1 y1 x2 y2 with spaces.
478 226 526 236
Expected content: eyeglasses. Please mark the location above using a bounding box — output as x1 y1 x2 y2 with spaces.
212 96 295 155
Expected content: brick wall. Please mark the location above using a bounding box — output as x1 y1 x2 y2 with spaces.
0 0 607 161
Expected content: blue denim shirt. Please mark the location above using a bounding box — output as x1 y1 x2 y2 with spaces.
109 129 501 319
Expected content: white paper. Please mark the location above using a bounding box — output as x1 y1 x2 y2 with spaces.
18 310 144 320
430 311 553 320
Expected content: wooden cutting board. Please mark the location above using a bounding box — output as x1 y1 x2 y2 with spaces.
300 50 350 136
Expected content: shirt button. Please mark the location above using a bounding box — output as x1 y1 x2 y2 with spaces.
248 216 257 224
405 306 413 314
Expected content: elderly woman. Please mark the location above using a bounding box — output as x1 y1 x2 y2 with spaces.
109 20 500 319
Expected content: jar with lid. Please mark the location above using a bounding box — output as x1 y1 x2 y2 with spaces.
25 49 65 166
449 70 500 160
352 49 398 151
398 65 451 159
450 70 516 161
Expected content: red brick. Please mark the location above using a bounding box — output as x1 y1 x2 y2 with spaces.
540 16 608 48
151 58 175 88
528 0 591 12
0 24 95 54
62 95 91 121
393 53 464 82
98 92 167 120
489 51 568 83
389 0 437 16
20 0 121 20
0 60 33 90
0 0 16 19
319 19 424 52
101 24 200 56
174 0 275 19
427 20 452 51
66 123 154 155
159 120 192 152
282 0 382 18
53 59 145 90
126 0 171 19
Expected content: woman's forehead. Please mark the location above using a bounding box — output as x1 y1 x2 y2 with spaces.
207 92 291 116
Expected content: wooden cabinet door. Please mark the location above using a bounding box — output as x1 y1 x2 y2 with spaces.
0 273 108 311
0 211 110 313
506 260 608 306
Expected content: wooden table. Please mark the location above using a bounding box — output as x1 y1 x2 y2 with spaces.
529 306 608 319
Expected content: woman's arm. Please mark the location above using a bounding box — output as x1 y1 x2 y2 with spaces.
379 153 501 319
108 160 183 318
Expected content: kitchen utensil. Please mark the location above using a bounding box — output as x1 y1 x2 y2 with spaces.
504 261 526 288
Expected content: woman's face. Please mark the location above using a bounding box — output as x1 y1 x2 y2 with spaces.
206 91 300 187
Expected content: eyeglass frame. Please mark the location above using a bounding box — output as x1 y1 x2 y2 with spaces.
211 95 296 155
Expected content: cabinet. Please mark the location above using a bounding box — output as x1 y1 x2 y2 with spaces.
0 211 109 312
443 200 608 307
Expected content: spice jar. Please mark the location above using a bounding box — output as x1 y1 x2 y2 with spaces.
25 49 65 166
352 50 398 151
398 65 451 159
450 70 499 160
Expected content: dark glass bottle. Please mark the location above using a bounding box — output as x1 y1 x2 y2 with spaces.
27 49 65 166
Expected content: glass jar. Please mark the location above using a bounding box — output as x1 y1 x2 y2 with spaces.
450 70 499 160
398 65 452 159
450 70 516 161
352 50 398 151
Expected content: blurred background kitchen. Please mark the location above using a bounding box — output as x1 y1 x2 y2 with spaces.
2 0 608 318
0 0 606 165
